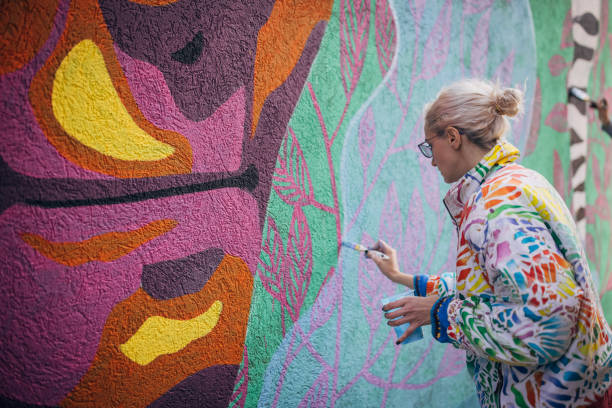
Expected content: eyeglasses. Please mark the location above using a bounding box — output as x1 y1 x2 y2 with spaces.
418 141 433 158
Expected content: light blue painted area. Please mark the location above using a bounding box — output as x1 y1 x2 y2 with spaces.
258 0 536 406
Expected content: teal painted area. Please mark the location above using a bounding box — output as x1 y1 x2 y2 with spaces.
255 0 536 406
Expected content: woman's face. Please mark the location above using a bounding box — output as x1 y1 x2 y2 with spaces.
425 130 464 184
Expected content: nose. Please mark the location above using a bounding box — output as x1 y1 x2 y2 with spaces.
430 156 437 167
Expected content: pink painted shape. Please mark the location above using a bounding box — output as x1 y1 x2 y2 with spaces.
493 50 515 86
545 102 568 133
463 0 494 15
548 54 568 77
115 46 244 173
420 0 452 80
0 0 112 179
470 7 492 78
0 188 260 404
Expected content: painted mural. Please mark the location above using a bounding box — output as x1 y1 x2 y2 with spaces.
0 0 610 407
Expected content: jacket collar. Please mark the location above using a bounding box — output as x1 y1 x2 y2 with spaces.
442 139 520 225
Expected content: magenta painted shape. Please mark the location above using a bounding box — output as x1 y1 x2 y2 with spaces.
0 188 260 404
115 47 245 173
548 54 568 76
358 106 376 172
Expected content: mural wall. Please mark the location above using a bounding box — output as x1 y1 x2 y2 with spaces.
0 0 610 407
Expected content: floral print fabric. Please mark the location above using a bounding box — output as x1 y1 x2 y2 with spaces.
415 140 612 408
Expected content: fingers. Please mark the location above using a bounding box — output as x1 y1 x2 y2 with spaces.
396 324 418 345
601 98 608 108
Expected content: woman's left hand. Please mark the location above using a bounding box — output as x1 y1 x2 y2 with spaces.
383 295 439 344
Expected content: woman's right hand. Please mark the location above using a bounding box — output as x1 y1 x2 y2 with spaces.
366 240 412 286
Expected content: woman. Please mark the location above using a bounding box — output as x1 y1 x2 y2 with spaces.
368 79 612 408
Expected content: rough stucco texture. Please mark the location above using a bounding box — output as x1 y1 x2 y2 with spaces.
1 0 611 407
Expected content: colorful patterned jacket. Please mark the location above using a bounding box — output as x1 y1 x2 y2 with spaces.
413 140 612 408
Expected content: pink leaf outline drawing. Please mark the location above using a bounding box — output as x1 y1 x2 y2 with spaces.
273 127 314 206
374 0 397 77
378 182 403 250
544 102 568 133
435 344 466 379
420 0 452 80
310 266 339 333
286 206 314 322
470 7 492 78
229 345 249 408
408 0 426 23
419 155 441 213
358 106 377 173
298 370 330 408
358 232 395 331
340 0 371 98
463 0 494 15
401 189 426 275
259 216 286 303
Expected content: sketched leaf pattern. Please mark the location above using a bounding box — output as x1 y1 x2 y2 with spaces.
286 206 313 322
298 370 330 408
229 345 249 408
378 183 403 250
273 127 314 206
374 0 397 77
310 267 339 332
401 189 426 275
420 0 452 80
358 232 394 331
340 0 371 97
548 54 568 76
463 0 494 15
259 217 286 302
358 106 376 173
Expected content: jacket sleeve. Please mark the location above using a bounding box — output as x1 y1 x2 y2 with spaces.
414 272 455 298
432 185 582 366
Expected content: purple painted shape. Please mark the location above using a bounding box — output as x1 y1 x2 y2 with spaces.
99 0 275 122
141 247 224 300
0 0 111 179
115 47 245 173
0 188 260 405
147 365 239 408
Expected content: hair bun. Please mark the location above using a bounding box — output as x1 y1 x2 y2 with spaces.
493 87 523 117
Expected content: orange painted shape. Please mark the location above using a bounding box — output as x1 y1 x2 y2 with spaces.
0 0 59 74
62 254 253 407
21 219 177 266
251 0 334 137
28 0 193 178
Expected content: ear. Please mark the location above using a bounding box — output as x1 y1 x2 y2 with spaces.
445 127 462 150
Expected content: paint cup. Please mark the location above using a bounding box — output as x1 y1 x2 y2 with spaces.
381 290 424 345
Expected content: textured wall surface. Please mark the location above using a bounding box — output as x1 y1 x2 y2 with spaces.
0 0 610 407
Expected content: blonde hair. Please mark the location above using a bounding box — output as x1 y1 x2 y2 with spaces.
424 79 523 150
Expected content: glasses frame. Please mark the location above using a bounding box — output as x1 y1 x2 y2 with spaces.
418 141 433 158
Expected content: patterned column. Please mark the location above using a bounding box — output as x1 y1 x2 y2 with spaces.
567 0 601 243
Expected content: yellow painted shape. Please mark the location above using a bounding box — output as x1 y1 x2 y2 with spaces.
120 300 223 366
52 40 174 161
